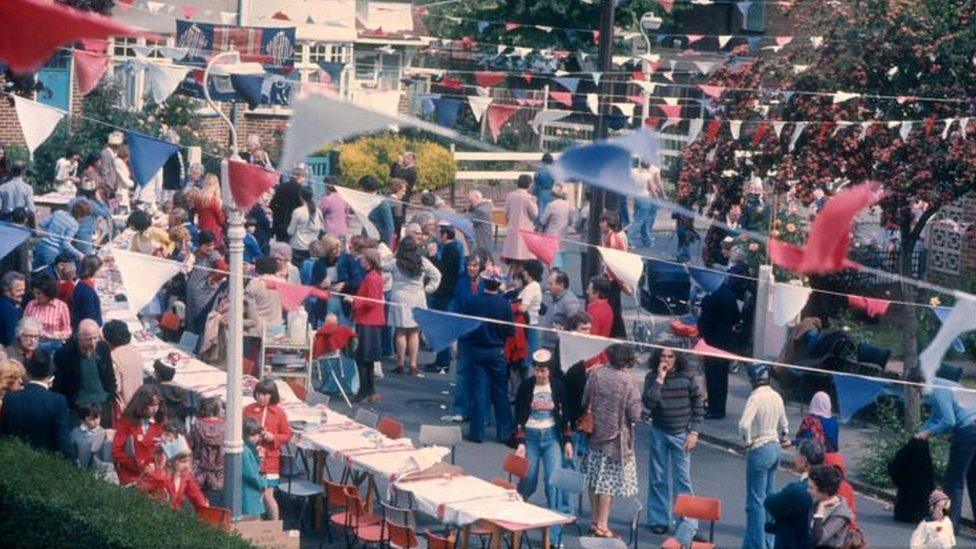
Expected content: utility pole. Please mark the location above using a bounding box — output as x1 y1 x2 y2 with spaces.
584 0 617 285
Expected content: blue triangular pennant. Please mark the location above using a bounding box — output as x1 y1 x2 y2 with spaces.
551 142 638 193
553 76 581 93
746 36 762 50
0 223 32 262
688 266 728 294
230 74 265 109
317 61 344 86
124 131 180 188
413 308 482 352
432 209 476 245
420 94 440 117
477 21 490 34
833 374 897 423
433 97 465 127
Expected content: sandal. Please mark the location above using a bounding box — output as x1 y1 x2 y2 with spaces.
409 366 421 376
593 526 615 538
393 365 405 374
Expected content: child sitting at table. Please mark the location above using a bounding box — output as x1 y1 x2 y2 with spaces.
243 379 292 520
313 313 357 394
242 417 268 518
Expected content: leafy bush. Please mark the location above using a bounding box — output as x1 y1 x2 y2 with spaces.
857 399 948 488
0 438 251 548
336 133 455 191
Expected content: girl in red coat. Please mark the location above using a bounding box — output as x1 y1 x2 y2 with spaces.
141 436 209 512
112 384 165 486
243 379 292 520
189 174 226 249
349 248 385 403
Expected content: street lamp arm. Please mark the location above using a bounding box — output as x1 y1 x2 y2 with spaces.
202 50 241 155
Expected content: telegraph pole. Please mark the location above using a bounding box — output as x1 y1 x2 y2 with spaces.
584 0 617 285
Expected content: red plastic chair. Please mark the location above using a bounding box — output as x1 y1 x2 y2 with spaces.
345 491 385 546
377 416 404 439
386 520 418 548
502 452 529 482
426 531 455 549
197 506 231 532
661 494 722 549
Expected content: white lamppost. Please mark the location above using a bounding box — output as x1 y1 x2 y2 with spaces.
202 50 246 519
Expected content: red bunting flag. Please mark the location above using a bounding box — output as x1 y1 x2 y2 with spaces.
847 294 891 318
706 120 722 142
72 50 109 96
505 23 522 31
487 104 519 141
698 85 725 99
686 35 704 43
550 91 573 107
775 36 794 46
227 160 278 211
752 122 771 146
627 95 645 104
0 0 150 73
474 71 506 88
78 38 109 53
632 71 647 81
593 31 601 45
440 76 464 90
268 280 313 311
644 116 662 128
660 104 682 119
523 73 534 84
769 182 878 274
181 6 198 19
518 230 561 266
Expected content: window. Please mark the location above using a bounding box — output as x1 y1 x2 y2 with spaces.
145 38 166 59
113 37 138 57
308 43 351 64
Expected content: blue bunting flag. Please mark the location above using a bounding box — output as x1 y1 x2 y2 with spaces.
124 131 180 188
0 224 32 262
413 307 482 353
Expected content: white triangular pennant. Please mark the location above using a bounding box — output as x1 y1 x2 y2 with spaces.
961 118 970 133
899 121 913 141
144 63 190 105
772 121 786 138
687 118 704 141
586 93 599 114
613 103 636 118
859 121 872 141
789 121 808 151
942 119 955 140
467 95 492 123
920 295 976 382
13 96 66 155
558 331 612 372
772 282 812 326
220 11 237 24
113 249 182 314
718 35 733 49
729 120 742 140
591 72 602 86
597 246 644 292
810 36 824 48
529 110 572 133
736 1 752 19
693 61 716 75
832 91 860 104
334 186 385 239
146 1 164 14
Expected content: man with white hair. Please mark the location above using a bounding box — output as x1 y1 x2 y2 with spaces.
184 162 206 190
467 190 493 262
241 134 274 169
6 316 41 365
53 318 117 426
99 131 124 197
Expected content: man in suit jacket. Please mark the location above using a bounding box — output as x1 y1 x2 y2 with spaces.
53 319 116 426
764 439 825 549
0 350 73 458
697 263 752 419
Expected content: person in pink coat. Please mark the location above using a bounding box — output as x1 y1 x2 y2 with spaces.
319 179 354 239
501 175 539 265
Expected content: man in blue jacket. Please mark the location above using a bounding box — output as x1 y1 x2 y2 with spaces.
0 271 25 347
0 350 73 458
764 438 825 548
458 272 514 443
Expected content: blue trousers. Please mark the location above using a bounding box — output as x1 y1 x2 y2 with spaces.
468 347 513 443
628 201 658 247
743 442 779 549
519 426 564 542
647 427 698 540
536 189 552 224
451 345 480 419
944 422 976 529
428 294 453 370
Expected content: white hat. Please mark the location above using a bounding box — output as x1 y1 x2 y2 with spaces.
107 131 124 146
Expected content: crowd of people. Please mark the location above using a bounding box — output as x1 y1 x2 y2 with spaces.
0 134 968 549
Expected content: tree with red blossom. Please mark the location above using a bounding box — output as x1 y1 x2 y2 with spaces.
678 0 976 424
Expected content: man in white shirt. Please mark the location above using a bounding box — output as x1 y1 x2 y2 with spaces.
738 363 788 549
628 162 663 248
54 149 81 194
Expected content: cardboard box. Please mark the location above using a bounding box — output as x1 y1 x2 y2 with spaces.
233 519 300 548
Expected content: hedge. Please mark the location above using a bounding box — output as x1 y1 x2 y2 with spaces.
0 438 252 548
336 133 456 191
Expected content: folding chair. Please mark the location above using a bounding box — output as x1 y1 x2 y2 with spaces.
355 408 380 428
381 501 418 549
419 424 463 465
377 416 404 439
579 538 628 549
276 444 324 532
661 494 721 549
620 497 644 549
344 490 386 547
550 468 587 534
426 531 455 549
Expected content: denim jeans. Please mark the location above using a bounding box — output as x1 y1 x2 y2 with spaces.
743 442 779 549
945 422 976 529
523 326 539 369
429 295 454 370
536 189 552 224
628 201 658 248
647 427 698 539
519 426 564 543
451 345 479 418
468 347 513 442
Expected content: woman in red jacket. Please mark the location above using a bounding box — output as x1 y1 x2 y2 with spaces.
112 384 165 486
189 174 226 249
349 247 385 403
243 379 292 520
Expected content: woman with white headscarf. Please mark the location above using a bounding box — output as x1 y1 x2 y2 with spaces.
795 391 839 453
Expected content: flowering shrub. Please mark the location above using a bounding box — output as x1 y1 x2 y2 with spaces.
336 133 455 191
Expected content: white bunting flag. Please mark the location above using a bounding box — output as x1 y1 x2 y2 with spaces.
859 121 872 141
772 121 786 138
961 118 970 133
832 91 860 104
146 1 165 14
591 72 602 86
942 119 955 140
13 96 66 155
613 103 637 118
112 249 182 314
597 246 644 293
220 11 237 24
467 95 492 123
718 35 733 49
687 118 704 141
729 120 743 140
558 331 613 372
736 1 752 19
772 282 812 326
810 36 824 48
694 61 716 75
334 186 385 239
529 110 571 133
789 121 809 151
920 295 976 383
144 63 190 105
586 93 599 114
899 121 913 141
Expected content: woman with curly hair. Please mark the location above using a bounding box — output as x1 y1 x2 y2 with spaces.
385 235 441 375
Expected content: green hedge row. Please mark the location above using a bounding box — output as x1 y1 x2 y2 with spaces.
0 438 252 548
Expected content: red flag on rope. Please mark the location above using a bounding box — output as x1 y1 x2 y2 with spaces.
227 160 278 211
518 230 561 266
487 105 519 141
550 91 573 107
0 0 150 73
474 71 506 88
72 50 109 96
769 182 878 273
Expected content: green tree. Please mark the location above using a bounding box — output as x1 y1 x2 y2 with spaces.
678 0 976 425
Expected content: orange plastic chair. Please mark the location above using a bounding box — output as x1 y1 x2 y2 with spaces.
661 494 722 549
387 520 418 548
426 531 455 549
502 452 529 482
345 491 386 546
377 416 404 439
197 506 231 532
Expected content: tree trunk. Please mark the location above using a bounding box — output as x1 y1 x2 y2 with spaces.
899 234 921 428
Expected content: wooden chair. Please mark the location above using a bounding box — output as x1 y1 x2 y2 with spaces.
197 506 231 532
377 416 404 439
661 495 722 549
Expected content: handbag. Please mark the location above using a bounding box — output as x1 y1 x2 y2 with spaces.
577 408 595 435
